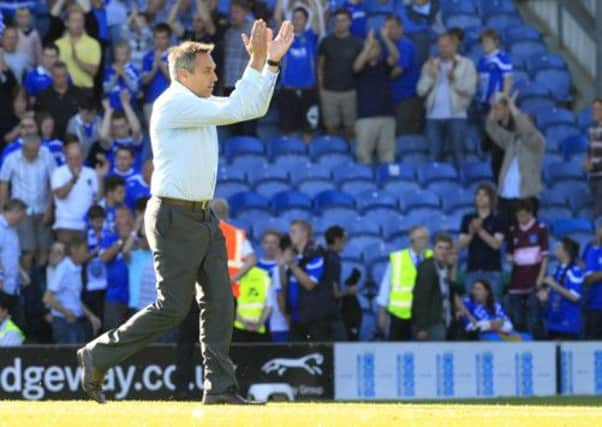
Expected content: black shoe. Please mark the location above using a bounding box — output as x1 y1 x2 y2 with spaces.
76 347 107 404
202 391 266 405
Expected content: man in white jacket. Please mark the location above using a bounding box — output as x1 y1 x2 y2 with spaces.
417 31 477 168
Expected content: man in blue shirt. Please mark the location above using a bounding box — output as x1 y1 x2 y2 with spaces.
99 96 144 170
102 41 140 112
141 23 171 124
342 0 366 39
23 43 58 101
281 219 327 341
100 175 126 234
110 146 139 180
584 218 602 339
383 15 421 135
278 7 319 139
124 158 152 211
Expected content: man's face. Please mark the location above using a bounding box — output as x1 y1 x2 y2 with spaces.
262 234 280 259
19 117 37 138
384 19 403 40
292 10 307 33
433 240 451 263
437 35 454 59
115 149 133 171
109 186 126 204
71 244 89 264
111 118 130 139
475 189 490 210
493 101 510 122
15 8 31 29
2 28 18 52
481 36 497 54
66 11 85 37
90 216 104 231
116 208 133 235
143 160 154 183
192 14 205 32
52 67 69 88
22 141 40 161
516 209 532 226
7 208 26 226
48 242 65 266
66 144 83 170
40 117 55 138
230 5 246 26
334 13 351 34
154 30 170 51
114 45 130 64
79 108 96 124
289 224 307 248
410 228 430 252
41 48 59 71
179 53 218 98
593 102 602 123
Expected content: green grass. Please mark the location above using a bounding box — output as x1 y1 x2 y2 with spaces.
2 398 602 427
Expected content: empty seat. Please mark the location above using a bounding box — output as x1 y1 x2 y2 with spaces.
485 13 522 33
217 164 246 183
480 0 516 16
272 190 313 215
341 239 364 262
277 209 313 223
355 189 398 214
223 136 264 159
445 13 481 29
229 192 271 217
537 108 576 131
461 161 493 186
578 107 593 131
252 217 290 241
376 163 415 186
417 163 459 187
348 216 381 237
340 181 379 196
519 98 556 119
314 189 356 214
567 186 593 212
229 156 268 177
309 135 349 159
248 164 289 186
505 25 541 44
552 218 592 239
382 181 421 194
540 189 569 209
440 0 477 14
332 163 374 185
538 207 573 226
269 135 307 159
297 179 336 198
510 41 546 61
439 188 474 214
255 181 292 199
316 153 354 170
560 134 588 159
401 189 440 213
273 155 311 172
364 210 401 235
534 69 572 102
544 161 585 186
366 13 387 32
215 182 251 200
365 0 395 13
551 182 590 204
289 163 331 185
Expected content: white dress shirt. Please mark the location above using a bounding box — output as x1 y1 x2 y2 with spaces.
51 165 99 231
149 66 278 201
46 257 84 318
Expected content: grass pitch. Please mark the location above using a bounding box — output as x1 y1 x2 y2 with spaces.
2 398 602 427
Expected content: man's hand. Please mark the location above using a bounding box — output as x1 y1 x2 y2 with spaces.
267 20 294 63
65 310 77 323
427 58 438 78
101 97 112 112
508 90 520 115
119 89 130 106
242 19 268 66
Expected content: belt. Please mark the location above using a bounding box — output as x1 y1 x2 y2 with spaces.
158 196 211 210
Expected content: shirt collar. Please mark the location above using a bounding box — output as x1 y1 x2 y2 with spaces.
518 218 536 232
486 49 500 59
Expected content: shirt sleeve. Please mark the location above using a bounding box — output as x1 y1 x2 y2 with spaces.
498 52 513 75
304 256 324 283
539 224 549 256
51 167 70 190
156 66 278 128
47 262 66 293
240 238 254 260
584 248 598 276
0 155 13 182
376 263 392 307
566 267 584 300
99 232 118 255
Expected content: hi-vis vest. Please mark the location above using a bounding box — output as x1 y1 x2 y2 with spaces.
234 267 271 333
219 220 246 298
0 318 24 345
388 248 433 320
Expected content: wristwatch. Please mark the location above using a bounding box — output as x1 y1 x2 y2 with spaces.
267 59 280 68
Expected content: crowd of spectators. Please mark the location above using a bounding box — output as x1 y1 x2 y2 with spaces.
0 0 600 346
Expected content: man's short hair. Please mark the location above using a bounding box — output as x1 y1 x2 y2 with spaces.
3 24 17 35
560 236 580 264
291 219 312 237
64 133 80 146
153 22 172 36
5 198 27 212
66 236 87 256
516 198 534 214
480 28 500 44
408 225 428 239
43 42 59 54
262 228 282 241
447 27 464 43
334 7 352 20
104 175 126 193
433 231 453 246
168 41 214 81
385 14 402 26
52 61 68 72
111 110 127 122
293 7 309 20
88 204 106 220
115 145 134 157
325 225 345 245
114 39 130 51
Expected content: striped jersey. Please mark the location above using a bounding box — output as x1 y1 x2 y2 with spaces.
477 49 512 104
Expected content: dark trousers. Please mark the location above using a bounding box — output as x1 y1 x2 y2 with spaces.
52 316 87 344
174 301 201 397
586 309 602 339
506 291 543 339
103 301 129 331
83 289 106 327
232 328 268 343
389 316 412 341
86 197 238 394
290 319 331 342
278 87 317 134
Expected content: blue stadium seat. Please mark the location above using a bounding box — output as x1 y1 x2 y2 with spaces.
552 218 592 239
369 259 389 283
578 107 593 131
512 70 530 86
309 135 349 159
273 155 311 172
540 189 568 209
400 189 440 213
341 240 364 262
340 181 379 196
505 25 542 44
376 163 415 185
298 179 336 197
515 80 551 102
381 211 428 240
538 207 572 226
536 108 576 130
228 192 271 217
223 136 264 160
525 52 567 74
320 209 360 227
248 165 289 186
272 190 313 215
438 187 474 214
364 211 401 237
348 235 383 254
417 163 459 187
479 0 516 16
551 182 589 204
277 209 313 223
348 216 381 237
440 0 478 15
314 190 356 213
382 181 421 194
395 135 429 156
577 207 593 220
355 190 399 214
366 13 387 32
269 135 307 160
332 163 374 185
255 181 292 199
544 161 585 186
317 211 358 231
567 186 593 212
485 13 522 33
252 217 290 241
534 69 572 102
400 153 429 164
510 41 547 62
461 161 493 186
316 153 354 170
519 98 556 119
289 163 331 185
214 182 251 200
444 13 482 29
542 153 565 171
560 134 588 159
365 0 395 14
424 212 453 234
363 241 390 265
424 181 461 197
543 125 580 154
217 164 246 183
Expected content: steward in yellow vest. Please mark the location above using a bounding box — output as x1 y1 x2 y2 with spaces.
0 291 25 346
233 267 272 342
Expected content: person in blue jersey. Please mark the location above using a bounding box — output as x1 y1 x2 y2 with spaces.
99 175 126 234
274 0 326 38
98 93 143 168
124 158 152 211
478 28 513 182
341 0 366 39
277 7 319 139
82 204 109 326
23 43 59 101
398 0 443 68
110 146 139 181
538 237 584 339
66 94 102 160
258 229 290 342
141 22 171 124
98 206 139 331
281 219 328 341
458 279 515 340
38 112 65 166
584 218 602 339
102 41 141 112
382 15 421 135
